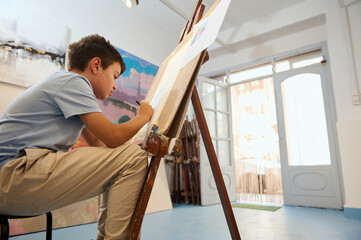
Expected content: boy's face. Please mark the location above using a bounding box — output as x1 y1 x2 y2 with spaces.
93 62 121 100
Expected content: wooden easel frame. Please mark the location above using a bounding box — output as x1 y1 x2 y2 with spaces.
127 1 241 239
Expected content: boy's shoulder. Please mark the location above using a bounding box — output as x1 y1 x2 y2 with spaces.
44 71 87 84
39 71 92 91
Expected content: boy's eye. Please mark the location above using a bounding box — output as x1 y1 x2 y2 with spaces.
114 76 117 80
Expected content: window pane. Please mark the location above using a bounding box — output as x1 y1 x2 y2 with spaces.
275 60 290 72
293 57 323 69
211 74 227 83
218 140 231 166
216 86 228 112
217 112 229 138
204 110 216 138
281 73 331 166
200 140 209 167
200 139 218 167
213 140 218 156
276 49 323 71
230 64 272 83
202 82 215 109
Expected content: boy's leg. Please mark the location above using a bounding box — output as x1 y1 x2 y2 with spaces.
0 144 148 240
96 155 146 240
97 153 146 240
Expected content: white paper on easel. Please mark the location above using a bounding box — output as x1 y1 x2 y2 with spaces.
180 0 231 69
129 46 189 144
129 0 231 145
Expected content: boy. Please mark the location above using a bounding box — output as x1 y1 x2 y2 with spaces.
0 34 153 240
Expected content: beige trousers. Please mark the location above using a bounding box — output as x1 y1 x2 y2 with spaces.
0 144 148 240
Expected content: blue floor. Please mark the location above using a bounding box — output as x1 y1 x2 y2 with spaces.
10 203 361 240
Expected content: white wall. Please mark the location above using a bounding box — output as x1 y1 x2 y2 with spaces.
201 0 361 209
0 0 179 213
0 83 26 114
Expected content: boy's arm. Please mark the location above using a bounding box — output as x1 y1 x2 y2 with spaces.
81 128 106 147
79 101 153 148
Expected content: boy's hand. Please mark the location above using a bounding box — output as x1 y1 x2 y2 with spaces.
138 100 154 122
79 100 154 148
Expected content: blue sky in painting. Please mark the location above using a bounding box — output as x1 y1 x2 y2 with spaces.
117 48 158 78
113 47 158 98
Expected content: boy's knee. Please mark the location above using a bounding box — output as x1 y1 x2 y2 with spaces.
134 148 148 171
120 144 148 171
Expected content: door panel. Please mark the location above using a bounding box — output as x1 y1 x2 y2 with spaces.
289 168 335 197
274 64 343 209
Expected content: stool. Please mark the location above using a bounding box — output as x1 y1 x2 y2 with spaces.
0 212 52 240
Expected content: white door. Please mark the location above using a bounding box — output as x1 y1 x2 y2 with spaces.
199 76 236 205
274 64 343 209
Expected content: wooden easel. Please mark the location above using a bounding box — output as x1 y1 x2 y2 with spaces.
127 1 241 239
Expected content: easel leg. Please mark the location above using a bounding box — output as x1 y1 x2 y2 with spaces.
127 155 162 240
177 160 181 203
181 162 190 204
187 163 195 205
191 88 241 240
172 160 177 202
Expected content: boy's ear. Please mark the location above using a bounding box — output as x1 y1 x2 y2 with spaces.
90 57 102 73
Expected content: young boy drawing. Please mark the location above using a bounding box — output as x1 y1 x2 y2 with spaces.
0 34 154 239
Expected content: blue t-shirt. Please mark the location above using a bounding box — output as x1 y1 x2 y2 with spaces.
0 71 102 169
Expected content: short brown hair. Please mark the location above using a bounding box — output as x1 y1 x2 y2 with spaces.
67 34 126 74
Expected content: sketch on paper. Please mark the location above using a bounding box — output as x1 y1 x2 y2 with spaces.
0 4 70 88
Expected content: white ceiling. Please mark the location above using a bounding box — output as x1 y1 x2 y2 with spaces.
130 0 305 51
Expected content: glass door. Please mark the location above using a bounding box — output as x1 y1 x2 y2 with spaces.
274 64 343 209
199 76 236 205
